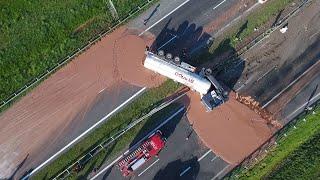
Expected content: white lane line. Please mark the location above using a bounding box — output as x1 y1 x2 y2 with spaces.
179 166 192 176
262 60 320 108
157 35 177 50
211 165 230 180
286 91 320 121
211 155 218 162
213 0 227 10
23 87 147 179
255 66 276 82
139 0 191 36
138 158 160 176
198 149 212 162
90 106 185 180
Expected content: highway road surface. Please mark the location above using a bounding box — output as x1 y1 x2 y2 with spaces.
230 0 320 125
9 0 249 178
86 1 253 179
92 109 230 180
19 0 252 179
93 1 320 179
131 0 255 62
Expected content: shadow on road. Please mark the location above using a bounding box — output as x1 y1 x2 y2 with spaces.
150 19 212 66
153 157 200 180
149 19 245 92
144 4 160 25
9 154 29 180
305 84 318 110
210 39 246 91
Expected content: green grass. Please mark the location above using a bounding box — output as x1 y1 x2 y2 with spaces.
33 80 180 179
268 130 320 180
0 0 148 103
230 0 295 46
234 107 320 179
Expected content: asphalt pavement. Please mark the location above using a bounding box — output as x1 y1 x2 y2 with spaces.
94 109 229 180
18 0 248 179
131 0 243 64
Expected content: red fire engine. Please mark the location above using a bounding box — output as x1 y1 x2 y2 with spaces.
117 130 166 177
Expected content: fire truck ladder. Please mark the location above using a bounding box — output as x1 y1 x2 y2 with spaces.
118 141 150 167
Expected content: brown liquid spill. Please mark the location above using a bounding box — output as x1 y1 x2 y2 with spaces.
235 93 282 129
186 91 274 164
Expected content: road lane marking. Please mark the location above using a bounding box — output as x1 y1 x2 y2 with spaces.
157 34 177 50
262 60 320 108
179 166 191 176
213 0 227 10
211 165 230 180
138 158 160 176
211 155 218 162
139 0 191 36
90 106 185 180
286 91 320 121
22 87 147 180
236 65 277 91
198 149 212 162
255 65 276 82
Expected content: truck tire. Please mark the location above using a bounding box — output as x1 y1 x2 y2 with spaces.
158 50 164 56
205 68 212 76
174 56 181 64
166 53 172 60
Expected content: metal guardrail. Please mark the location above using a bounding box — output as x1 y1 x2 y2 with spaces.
50 89 187 180
0 0 155 110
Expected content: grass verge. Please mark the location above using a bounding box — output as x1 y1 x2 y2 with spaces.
234 106 320 179
33 80 180 179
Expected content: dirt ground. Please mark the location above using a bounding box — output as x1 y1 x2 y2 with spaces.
186 91 274 164
0 27 164 179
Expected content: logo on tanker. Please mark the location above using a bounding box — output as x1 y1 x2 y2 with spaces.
175 72 194 83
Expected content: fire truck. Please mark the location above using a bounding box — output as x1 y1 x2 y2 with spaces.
117 130 166 177
143 50 227 111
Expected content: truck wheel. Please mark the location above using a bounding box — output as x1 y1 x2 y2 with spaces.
166 53 172 60
205 68 212 76
158 50 164 56
174 56 180 64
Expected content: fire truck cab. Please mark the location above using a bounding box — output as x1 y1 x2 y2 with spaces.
118 130 166 177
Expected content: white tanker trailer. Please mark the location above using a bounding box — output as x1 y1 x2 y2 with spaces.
143 51 225 111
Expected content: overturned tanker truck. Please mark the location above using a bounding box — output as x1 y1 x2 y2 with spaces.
143 50 227 111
